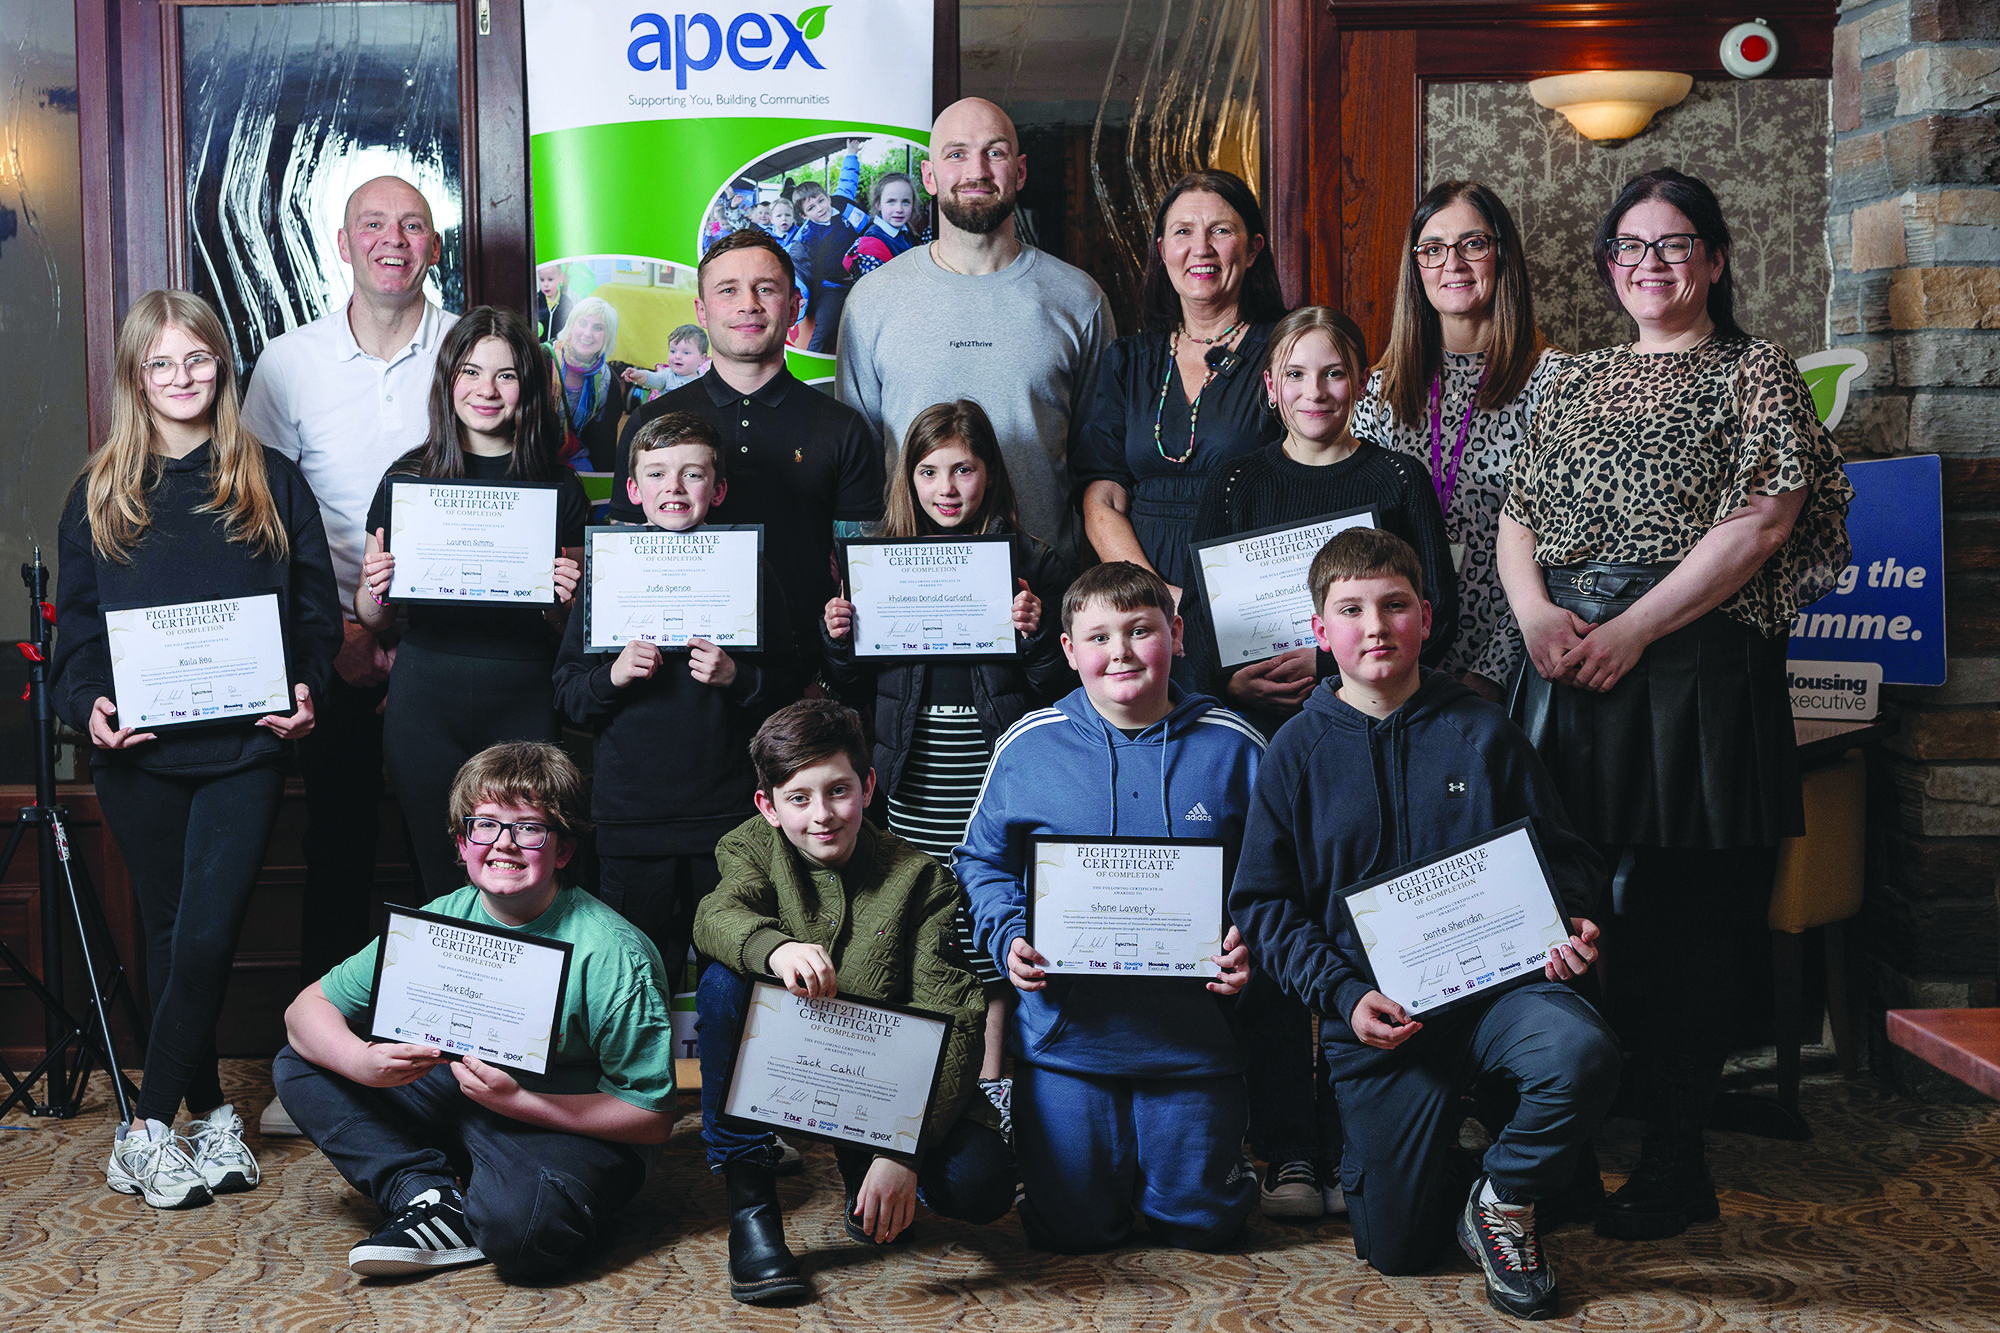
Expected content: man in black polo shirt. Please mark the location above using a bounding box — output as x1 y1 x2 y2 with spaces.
609 229 884 670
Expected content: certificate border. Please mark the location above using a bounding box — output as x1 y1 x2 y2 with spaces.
582 522 765 653
1188 504 1380 669
363 903 576 1075
384 477 566 608
838 534 1021 661
1335 817 1575 1023
99 590 294 733
1025 834 1230 981
718 977 953 1167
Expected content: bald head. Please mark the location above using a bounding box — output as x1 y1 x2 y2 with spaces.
932 97 1018 153
337 175 440 308
923 98 1026 239
343 175 433 234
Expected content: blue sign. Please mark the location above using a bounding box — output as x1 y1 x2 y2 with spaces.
1787 454 1945 685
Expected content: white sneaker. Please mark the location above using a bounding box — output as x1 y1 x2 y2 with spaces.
108 1119 212 1209
259 1088 302 1137
185 1103 261 1193
1323 1183 1348 1217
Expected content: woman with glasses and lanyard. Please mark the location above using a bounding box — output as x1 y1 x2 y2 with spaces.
1499 169 1851 1242
52 290 340 1209
1075 170 1285 683
1351 181 1561 701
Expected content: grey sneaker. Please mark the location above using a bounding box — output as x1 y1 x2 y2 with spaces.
258 1088 302 1137
1457 1175 1558 1320
1259 1159 1325 1219
185 1103 261 1193
107 1119 212 1209
773 1135 805 1176
349 1187 486 1277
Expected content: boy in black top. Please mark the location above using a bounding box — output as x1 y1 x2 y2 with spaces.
553 412 801 982
1230 529 1618 1321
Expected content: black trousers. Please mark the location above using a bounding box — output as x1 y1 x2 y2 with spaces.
297 673 389 984
592 851 718 985
94 761 285 1123
273 1046 647 1278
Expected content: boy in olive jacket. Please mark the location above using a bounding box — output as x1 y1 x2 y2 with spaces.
693 699 1012 1306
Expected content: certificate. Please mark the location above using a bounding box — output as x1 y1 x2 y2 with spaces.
385 478 561 606
583 524 762 651
1191 506 1379 666
720 980 951 1165
365 906 573 1076
1340 819 1574 1020
103 592 291 731
1026 837 1227 977
843 535 1016 658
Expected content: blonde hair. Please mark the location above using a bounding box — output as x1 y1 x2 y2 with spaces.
83 289 287 564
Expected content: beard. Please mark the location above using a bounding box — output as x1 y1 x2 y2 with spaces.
938 187 1016 236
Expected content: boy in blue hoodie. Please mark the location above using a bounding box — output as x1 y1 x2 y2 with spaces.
1229 529 1618 1321
955 561 1261 1253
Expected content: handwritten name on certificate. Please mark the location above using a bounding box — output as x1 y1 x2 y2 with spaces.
1192 506 1378 666
103 592 290 731
1341 820 1573 1018
386 478 560 606
366 907 572 1075
1027 837 1226 977
721 982 950 1165
843 536 1015 658
584 524 762 651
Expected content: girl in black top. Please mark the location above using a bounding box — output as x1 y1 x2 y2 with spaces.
821 399 1074 1098
52 289 340 1209
356 306 588 897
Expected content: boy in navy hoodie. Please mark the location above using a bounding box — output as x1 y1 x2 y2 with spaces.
956 561 1261 1252
1229 528 1618 1321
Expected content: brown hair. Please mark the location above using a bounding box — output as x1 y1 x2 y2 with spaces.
878 399 1020 539
394 305 565 484
750 699 872 793
447 742 591 881
697 227 797 292
83 289 288 564
1266 306 1369 395
628 411 727 482
792 180 829 204
1060 561 1176 637
1307 528 1424 613
1376 181 1548 429
1140 170 1287 334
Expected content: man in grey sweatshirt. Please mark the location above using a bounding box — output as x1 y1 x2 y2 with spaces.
836 97 1113 563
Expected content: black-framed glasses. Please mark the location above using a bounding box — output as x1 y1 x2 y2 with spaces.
1606 234 1700 266
142 352 220 385
1412 234 1496 268
461 816 552 849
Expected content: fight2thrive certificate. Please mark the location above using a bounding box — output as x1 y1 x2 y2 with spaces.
1339 819 1574 1020
365 906 573 1076
385 478 561 606
1026 837 1227 977
102 592 291 731
583 524 762 651
842 535 1016 658
1191 506 1379 666
720 980 951 1165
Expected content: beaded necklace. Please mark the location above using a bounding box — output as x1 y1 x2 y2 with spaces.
1153 322 1242 465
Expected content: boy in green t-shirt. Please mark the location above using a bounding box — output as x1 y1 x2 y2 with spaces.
275 742 677 1280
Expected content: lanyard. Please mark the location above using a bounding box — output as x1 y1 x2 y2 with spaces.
1428 364 1486 514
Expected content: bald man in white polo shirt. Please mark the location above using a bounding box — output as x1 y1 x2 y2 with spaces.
241 175 459 998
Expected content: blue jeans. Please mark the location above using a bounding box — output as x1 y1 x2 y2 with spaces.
272 1046 646 1278
696 962 1014 1223
1334 982 1620 1275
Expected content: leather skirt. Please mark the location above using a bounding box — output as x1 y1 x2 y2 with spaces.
1507 561 1804 849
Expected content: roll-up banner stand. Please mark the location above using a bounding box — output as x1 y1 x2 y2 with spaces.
523 1 936 398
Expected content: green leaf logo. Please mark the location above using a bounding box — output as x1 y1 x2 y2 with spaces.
797 5 830 38
1796 348 1870 432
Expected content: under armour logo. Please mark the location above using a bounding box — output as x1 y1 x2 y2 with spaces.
1445 778 1468 799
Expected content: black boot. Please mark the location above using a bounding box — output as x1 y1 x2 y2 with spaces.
836 1150 916 1247
724 1162 807 1304
1594 1139 1719 1240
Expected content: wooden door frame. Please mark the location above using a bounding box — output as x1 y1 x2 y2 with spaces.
1265 0 1835 354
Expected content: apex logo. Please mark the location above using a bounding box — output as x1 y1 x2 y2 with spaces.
628 7 829 90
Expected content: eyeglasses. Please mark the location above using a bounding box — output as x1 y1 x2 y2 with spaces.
142 352 220 385
1606 235 1700 266
1412 234 1496 268
461 816 552 850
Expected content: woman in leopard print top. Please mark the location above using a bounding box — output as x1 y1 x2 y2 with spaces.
1498 169 1852 1244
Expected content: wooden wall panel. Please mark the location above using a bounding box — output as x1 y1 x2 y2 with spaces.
1337 29 1416 361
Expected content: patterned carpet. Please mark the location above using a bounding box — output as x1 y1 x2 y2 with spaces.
3 1052 1997 1332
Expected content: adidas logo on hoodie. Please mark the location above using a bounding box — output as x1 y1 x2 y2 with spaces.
1184 802 1213 823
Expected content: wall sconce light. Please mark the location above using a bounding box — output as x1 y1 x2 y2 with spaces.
1527 71 1694 141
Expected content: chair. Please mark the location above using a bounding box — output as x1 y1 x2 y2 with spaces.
1767 751 1867 1117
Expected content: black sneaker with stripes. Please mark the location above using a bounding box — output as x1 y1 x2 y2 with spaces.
349 1187 487 1277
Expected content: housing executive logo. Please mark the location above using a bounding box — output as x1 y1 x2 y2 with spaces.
627 6 831 89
